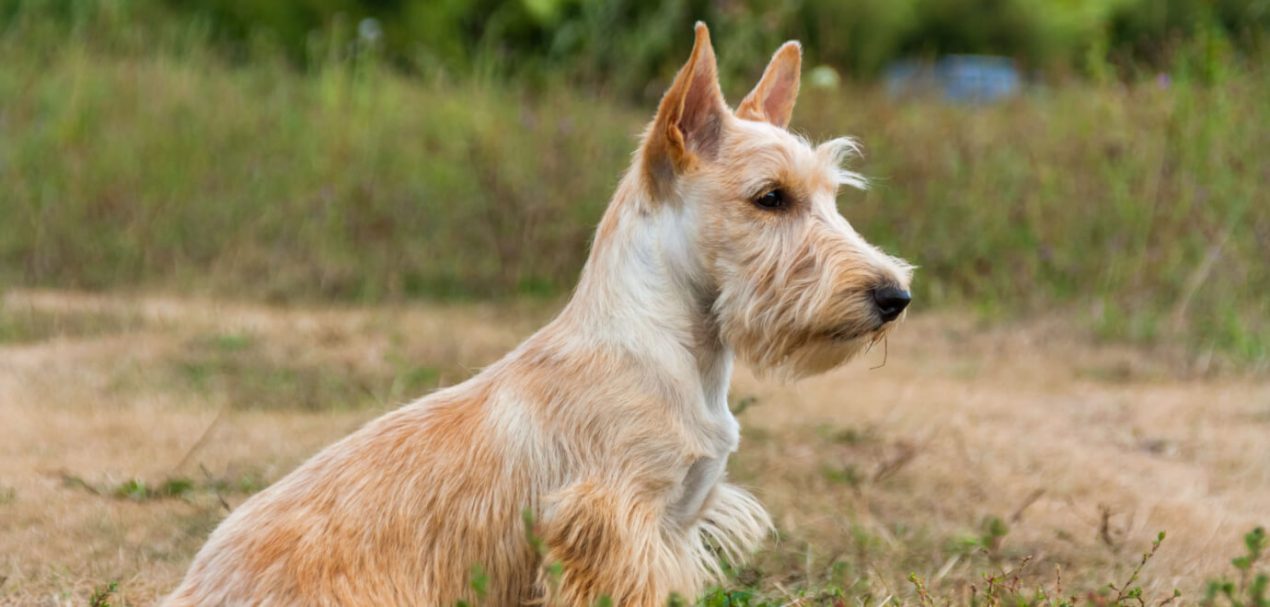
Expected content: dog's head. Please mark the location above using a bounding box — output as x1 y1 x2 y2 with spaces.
639 23 913 378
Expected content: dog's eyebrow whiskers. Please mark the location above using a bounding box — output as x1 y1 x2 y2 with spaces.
817 137 868 190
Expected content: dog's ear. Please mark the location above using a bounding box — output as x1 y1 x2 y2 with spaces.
643 22 727 185
737 41 802 128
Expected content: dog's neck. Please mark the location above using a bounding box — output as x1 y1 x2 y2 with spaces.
555 170 733 425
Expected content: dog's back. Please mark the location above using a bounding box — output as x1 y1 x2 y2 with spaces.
164 380 539 606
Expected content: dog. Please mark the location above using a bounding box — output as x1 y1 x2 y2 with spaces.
164 22 912 606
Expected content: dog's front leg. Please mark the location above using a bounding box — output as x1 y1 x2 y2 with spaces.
536 479 696 607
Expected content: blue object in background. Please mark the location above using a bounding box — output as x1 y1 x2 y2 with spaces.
885 55 1021 103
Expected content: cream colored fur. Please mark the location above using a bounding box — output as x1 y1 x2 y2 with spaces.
165 23 911 607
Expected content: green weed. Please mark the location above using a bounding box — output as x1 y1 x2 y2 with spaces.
0 304 144 344
60 470 265 504
698 528 1270 607
87 580 118 607
0 484 14 505
1203 527 1268 607
171 334 375 411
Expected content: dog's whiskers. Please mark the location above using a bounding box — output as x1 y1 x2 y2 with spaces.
869 335 889 370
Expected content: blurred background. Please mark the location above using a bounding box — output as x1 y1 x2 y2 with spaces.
0 1 1267 605
1 0 1266 360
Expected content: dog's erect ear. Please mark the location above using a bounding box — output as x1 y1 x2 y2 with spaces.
736 41 802 128
643 23 728 185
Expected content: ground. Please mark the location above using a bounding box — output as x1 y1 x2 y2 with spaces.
0 290 1266 606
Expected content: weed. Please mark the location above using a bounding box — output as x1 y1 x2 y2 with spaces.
0 305 143 344
113 477 194 501
171 335 374 411
730 395 761 416
820 463 865 488
1203 527 1268 607
1106 531 1168 606
453 564 490 607
698 526 1206 607
88 580 118 607
909 572 934 607
59 470 265 505
965 515 1011 559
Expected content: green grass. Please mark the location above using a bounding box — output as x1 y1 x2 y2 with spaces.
61 470 265 503
694 527 1269 607
0 13 1265 364
161 330 450 411
0 302 146 343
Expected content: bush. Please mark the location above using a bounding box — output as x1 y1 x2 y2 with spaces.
4 0 1265 97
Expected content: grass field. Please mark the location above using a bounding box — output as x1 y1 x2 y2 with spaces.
1 290 1267 605
2 5 1268 605
1 9 1267 364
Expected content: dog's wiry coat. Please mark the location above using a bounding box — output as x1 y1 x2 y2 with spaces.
166 23 911 606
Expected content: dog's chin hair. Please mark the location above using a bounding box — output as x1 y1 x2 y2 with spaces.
739 319 901 381
739 334 870 382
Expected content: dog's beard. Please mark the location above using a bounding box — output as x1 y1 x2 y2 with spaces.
769 326 892 379
772 336 866 378
721 306 892 381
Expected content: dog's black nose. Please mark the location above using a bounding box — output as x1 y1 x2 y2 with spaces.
873 286 911 322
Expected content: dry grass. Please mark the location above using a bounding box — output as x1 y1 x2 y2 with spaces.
0 290 1266 606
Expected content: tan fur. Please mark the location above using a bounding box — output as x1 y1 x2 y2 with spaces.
165 23 910 606
736 41 802 127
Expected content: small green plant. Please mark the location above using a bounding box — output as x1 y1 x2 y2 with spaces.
522 508 545 555
981 516 1010 557
950 514 1012 559
210 333 254 352
1106 531 1168 607
971 555 1034 607
113 477 195 501
88 580 118 607
729 396 760 416
451 562 488 606
60 470 265 505
695 587 755 607
0 484 15 505
819 463 863 488
1203 527 1268 607
908 572 934 607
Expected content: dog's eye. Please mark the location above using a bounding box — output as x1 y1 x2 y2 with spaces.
753 188 787 210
